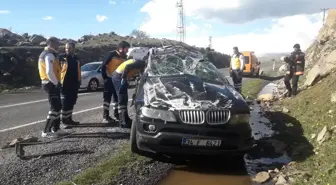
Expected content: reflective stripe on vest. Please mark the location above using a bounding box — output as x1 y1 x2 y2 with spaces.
38 48 61 82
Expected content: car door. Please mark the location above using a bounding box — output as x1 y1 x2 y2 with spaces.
96 66 104 87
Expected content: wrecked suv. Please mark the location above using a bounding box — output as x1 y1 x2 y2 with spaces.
130 45 254 158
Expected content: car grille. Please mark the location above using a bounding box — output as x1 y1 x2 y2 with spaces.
179 110 205 124
179 109 230 125
206 109 231 125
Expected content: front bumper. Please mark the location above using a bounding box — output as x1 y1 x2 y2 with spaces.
136 116 254 156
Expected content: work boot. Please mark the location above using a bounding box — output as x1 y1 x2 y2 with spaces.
285 91 292 98
61 117 80 129
103 116 114 123
103 109 113 123
64 117 80 125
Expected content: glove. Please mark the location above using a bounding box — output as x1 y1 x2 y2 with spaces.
121 78 126 85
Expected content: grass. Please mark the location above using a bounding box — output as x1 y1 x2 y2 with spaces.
241 78 265 99
56 144 148 185
271 72 336 185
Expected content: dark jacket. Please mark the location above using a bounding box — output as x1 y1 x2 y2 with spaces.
289 49 305 75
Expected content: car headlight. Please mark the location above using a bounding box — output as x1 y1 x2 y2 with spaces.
230 114 250 124
141 107 176 122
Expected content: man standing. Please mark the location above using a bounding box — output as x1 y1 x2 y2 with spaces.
101 41 130 123
59 41 81 127
231 46 245 93
284 43 305 97
38 37 64 138
112 51 149 128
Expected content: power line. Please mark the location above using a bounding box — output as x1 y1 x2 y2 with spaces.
321 8 329 25
176 0 185 43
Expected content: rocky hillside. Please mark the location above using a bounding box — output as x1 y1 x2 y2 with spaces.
0 30 230 89
304 9 336 86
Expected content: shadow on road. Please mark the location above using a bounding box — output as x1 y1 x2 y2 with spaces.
263 110 314 162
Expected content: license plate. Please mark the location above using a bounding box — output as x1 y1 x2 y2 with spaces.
182 138 221 147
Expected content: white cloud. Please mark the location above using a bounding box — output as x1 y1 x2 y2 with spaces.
109 0 116 5
96 15 108 22
139 0 325 55
42 16 53 20
0 10 10 14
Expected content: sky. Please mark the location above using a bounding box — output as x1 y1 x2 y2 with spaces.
1 0 336 56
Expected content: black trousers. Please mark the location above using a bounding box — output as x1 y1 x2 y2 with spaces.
103 78 118 118
42 82 61 132
61 86 78 122
284 74 300 95
232 70 243 93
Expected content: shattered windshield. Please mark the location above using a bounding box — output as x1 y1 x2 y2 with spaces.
148 54 229 85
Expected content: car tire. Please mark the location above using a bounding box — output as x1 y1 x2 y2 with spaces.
130 116 141 154
87 78 99 92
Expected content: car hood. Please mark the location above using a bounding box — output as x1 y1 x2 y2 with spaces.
143 74 248 111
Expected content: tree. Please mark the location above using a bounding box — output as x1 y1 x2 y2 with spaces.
130 29 150 39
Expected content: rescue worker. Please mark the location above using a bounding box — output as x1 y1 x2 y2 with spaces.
59 41 81 127
283 43 305 97
101 41 130 123
111 51 149 128
38 37 64 138
231 46 245 93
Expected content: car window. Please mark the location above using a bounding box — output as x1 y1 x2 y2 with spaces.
244 56 250 64
148 54 230 85
81 63 101 71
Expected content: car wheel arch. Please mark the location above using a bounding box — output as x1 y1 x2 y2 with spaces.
88 78 99 91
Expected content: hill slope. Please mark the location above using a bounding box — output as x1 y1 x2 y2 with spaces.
0 31 230 90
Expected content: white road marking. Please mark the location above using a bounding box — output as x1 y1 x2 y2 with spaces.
0 106 103 133
0 92 94 109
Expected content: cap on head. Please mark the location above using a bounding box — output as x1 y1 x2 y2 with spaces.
233 46 238 50
293 43 300 49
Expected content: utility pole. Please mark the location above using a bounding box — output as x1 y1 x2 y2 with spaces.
208 36 212 50
321 8 329 25
176 0 185 43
